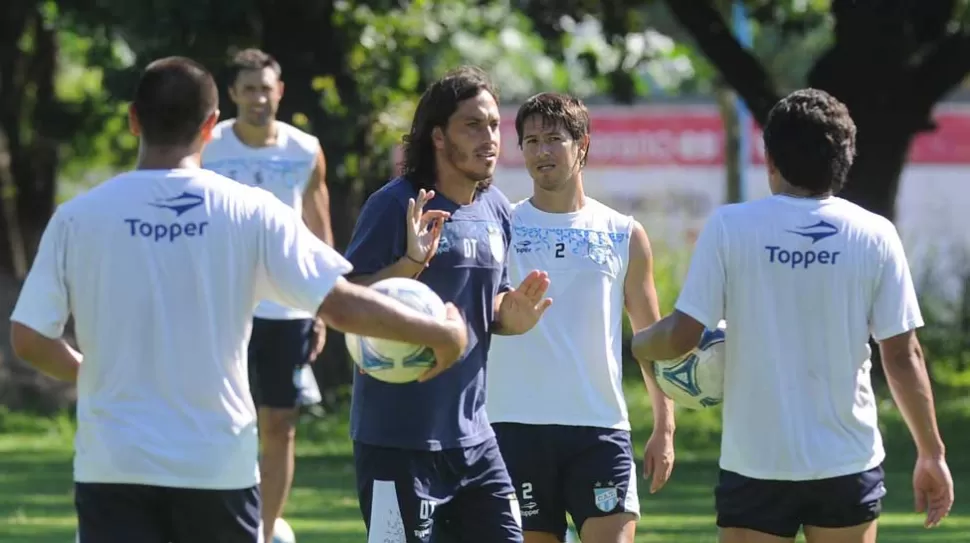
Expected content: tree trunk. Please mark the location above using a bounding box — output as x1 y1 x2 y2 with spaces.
716 82 744 204
0 1 75 413
834 125 911 222
259 1 370 400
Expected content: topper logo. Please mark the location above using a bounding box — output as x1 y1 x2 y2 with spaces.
125 191 209 242
786 220 839 244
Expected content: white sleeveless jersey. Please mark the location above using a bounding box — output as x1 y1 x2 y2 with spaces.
486 198 635 430
202 120 319 319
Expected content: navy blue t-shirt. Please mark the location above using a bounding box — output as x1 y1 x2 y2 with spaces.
346 177 512 451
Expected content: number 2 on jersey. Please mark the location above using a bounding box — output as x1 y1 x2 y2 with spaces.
555 242 565 258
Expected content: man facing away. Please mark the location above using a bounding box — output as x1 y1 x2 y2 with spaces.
9 56 468 543
632 88 954 543
200 47 333 542
486 92 676 543
343 66 553 543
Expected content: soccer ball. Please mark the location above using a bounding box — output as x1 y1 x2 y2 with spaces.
345 277 446 384
653 322 726 410
272 518 296 543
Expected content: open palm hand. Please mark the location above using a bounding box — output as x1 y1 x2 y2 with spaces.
497 270 553 335
406 189 450 265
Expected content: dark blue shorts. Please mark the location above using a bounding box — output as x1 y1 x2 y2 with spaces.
715 465 886 538
354 438 523 543
74 482 260 543
248 317 318 408
492 423 639 539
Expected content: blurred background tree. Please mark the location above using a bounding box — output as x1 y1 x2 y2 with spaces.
3 0 970 411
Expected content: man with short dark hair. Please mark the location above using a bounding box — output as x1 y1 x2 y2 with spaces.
202 47 334 542
632 88 954 543
488 92 676 543
9 56 469 543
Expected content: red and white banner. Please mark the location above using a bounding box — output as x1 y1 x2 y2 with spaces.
393 102 970 298
496 104 970 167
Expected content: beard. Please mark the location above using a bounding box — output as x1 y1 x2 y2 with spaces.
243 109 273 127
443 136 494 183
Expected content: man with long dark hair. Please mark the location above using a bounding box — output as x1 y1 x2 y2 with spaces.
344 66 552 542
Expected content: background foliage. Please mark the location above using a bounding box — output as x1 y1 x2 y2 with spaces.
3 0 970 411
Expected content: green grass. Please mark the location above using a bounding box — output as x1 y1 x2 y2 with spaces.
1 389 968 542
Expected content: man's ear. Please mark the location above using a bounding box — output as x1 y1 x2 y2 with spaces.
128 104 142 137
200 110 220 144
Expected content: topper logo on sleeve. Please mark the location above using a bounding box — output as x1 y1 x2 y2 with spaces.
124 191 210 242
764 220 841 269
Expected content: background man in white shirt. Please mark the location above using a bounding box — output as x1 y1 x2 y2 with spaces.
487 92 676 543
8 56 468 543
201 48 333 541
632 88 954 543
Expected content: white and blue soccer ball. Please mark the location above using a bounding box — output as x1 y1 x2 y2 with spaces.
653 321 726 410
345 277 446 384
272 518 296 543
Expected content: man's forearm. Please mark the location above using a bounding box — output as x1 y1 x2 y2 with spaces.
319 279 454 348
15 334 82 383
349 257 426 287
303 201 334 246
639 359 675 431
306 215 334 247
883 348 946 458
632 316 691 362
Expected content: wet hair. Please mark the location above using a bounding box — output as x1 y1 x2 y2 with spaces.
401 66 498 191
514 92 591 167
132 56 218 147
228 48 282 86
762 88 856 195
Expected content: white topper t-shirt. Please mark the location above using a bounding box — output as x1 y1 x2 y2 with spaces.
675 194 922 481
10 168 352 490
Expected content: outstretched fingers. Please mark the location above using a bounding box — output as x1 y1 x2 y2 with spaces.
520 270 551 302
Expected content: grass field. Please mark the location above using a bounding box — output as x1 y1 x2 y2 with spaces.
1 387 967 542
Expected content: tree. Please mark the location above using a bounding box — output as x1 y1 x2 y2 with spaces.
0 0 101 411
524 0 970 221
669 0 970 220
0 0 574 409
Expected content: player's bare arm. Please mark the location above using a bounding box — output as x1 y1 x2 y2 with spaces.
302 147 334 246
350 188 449 286
10 323 83 383
491 270 553 336
879 329 954 528
631 310 706 363
301 146 334 359
623 220 676 493
319 277 467 369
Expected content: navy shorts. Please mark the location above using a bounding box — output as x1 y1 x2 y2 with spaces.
74 482 260 543
492 423 639 539
248 317 319 409
715 465 886 538
354 438 523 543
